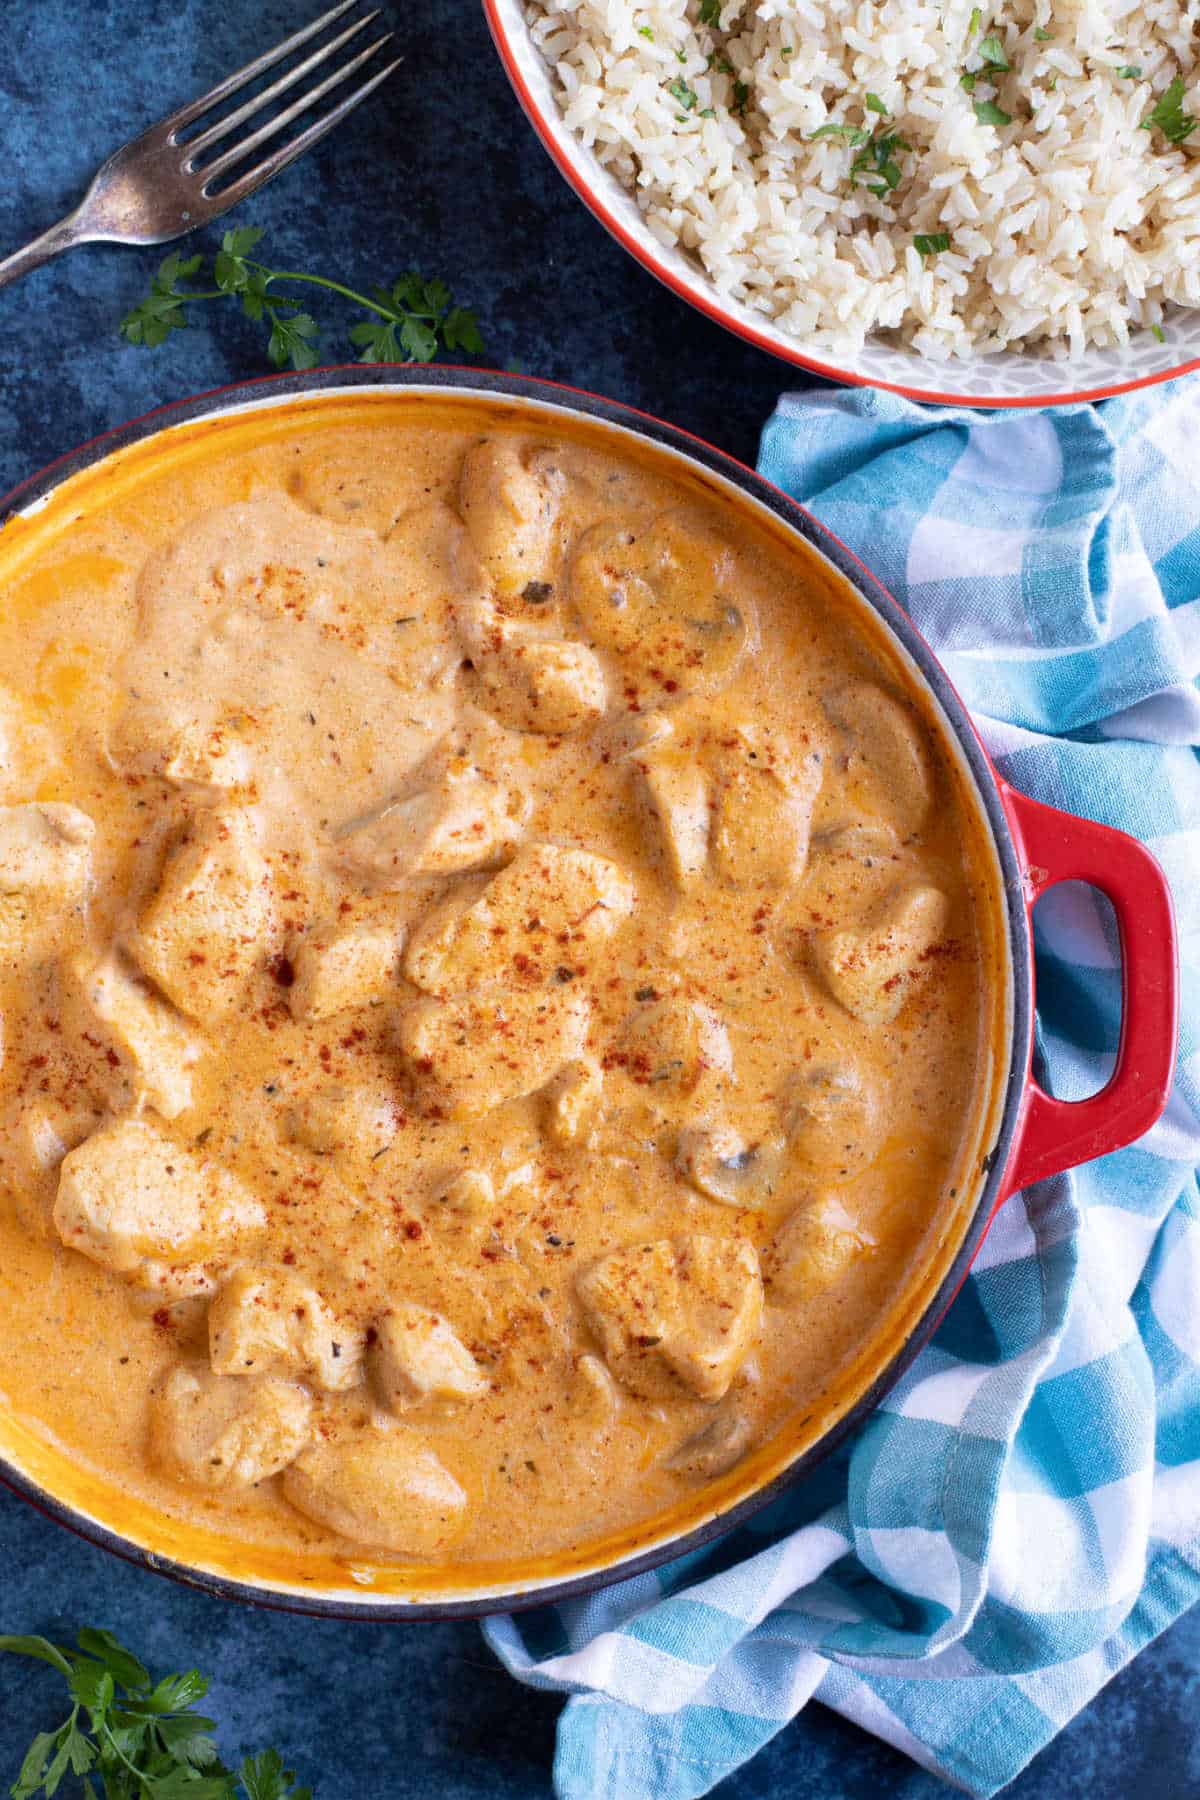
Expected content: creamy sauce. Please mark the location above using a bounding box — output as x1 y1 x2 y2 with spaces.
0 396 1004 1584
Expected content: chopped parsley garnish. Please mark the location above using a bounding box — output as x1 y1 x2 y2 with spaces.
732 78 752 114
974 98 1013 126
811 98 909 198
810 122 871 144
1151 323 1167 342
667 76 699 111
1034 26 1054 40
1117 64 1143 79
638 24 654 38
969 7 983 33
978 33 1010 70
698 0 721 23
853 130 909 192
914 232 953 255
1141 74 1198 144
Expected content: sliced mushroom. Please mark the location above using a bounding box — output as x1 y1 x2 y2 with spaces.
675 1125 782 1209
768 1193 876 1303
666 1404 753 1479
780 1066 879 1177
823 682 933 837
616 995 732 1099
570 510 751 702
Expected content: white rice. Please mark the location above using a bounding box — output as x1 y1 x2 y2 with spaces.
525 0 1200 358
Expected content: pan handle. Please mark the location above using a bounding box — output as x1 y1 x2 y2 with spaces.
997 782 1179 1200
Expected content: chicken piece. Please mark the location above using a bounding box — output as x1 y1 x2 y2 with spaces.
566 1352 621 1428
133 806 274 1023
397 983 591 1116
675 1125 782 1209
61 952 201 1121
404 844 634 997
54 1116 266 1292
812 883 950 1026
768 1194 876 1303
0 803 93 902
780 1066 879 1177
542 1057 603 1147
636 751 710 885
333 756 531 886
282 1082 398 1161
570 510 751 701
823 682 933 837
709 732 822 889
288 914 403 1021
455 590 608 738
368 1302 487 1413
162 718 255 795
480 635 608 736
208 1267 365 1392
431 1167 495 1216
282 1422 468 1555
598 709 674 762
151 1365 312 1488
616 995 732 1099
0 1099 102 1239
457 438 564 597
667 1404 753 1478
577 1235 762 1401
0 686 57 799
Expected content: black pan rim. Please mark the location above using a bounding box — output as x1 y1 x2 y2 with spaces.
0 365 1032 1622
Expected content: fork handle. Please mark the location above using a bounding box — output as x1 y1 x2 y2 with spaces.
0 209 92 292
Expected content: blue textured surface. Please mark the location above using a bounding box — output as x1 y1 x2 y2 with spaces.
0 4 1195 1796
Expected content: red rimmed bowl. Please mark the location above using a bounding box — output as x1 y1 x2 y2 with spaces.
483 0 1200 409
0 365 1180 1618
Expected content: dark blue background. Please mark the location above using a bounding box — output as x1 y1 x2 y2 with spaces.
0 4 1195 1795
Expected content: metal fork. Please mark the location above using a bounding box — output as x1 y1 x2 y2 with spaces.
0 0 399 292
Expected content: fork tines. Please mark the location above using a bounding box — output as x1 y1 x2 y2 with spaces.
167 0 399 202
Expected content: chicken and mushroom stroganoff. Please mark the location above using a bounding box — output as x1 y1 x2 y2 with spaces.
0 397 1003 1579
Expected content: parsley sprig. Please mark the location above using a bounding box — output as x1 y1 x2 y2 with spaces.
120 226 485 371
1142 74 1198 146
0 1629 311 1800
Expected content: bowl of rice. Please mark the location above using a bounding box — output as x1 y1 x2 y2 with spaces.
484 0 1200 406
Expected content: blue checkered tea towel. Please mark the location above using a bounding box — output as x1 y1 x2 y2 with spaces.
484 379 1200 1799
